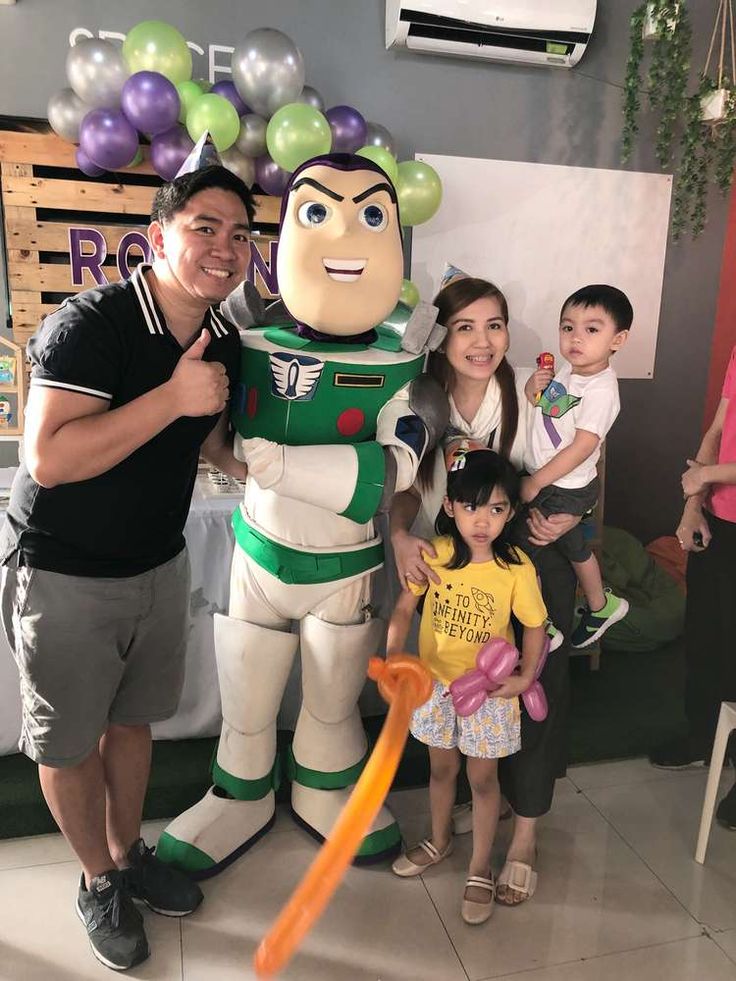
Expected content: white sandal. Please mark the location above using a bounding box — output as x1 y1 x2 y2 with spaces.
461 874 495 924
391 837 454 877
496 860 538 905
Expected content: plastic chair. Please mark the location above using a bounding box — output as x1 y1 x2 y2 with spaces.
695 701 736 864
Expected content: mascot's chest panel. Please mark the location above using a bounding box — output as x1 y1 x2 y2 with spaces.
232 326 424 445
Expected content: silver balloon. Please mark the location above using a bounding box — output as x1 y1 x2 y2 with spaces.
47 87 88 143
66 37 129 109
235 113 268 159
231 28 305 119
363 121 395 156
221 146 256 188
297 85 325 112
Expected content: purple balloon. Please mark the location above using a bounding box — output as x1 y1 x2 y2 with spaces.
254 154 291 196
79 109 139 171
151 125 195 181
76 146 105 178
325 104 367 153
121 71 180 136
211 80 250 117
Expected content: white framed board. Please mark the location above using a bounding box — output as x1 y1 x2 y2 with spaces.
411 153 673 379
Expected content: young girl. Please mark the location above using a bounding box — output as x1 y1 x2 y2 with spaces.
387 449 547 924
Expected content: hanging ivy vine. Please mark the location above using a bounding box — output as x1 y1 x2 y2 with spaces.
621 4 647 164
621 1 736 240
649 3 692 166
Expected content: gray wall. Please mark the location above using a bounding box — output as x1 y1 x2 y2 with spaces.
0 0 730 542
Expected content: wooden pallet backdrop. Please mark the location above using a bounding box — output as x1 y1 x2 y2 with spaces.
0 129 281 353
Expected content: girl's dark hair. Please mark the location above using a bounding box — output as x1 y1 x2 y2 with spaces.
435 450 522 570
417 277 518 489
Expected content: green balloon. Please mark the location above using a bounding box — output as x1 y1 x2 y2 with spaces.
125 148 144 169
177 81 202 124
399 279 420 308
193 78 212 94
123 20 193 85
186 94 240 152
396 160 443 226
356 145 398 184
266 103 331 174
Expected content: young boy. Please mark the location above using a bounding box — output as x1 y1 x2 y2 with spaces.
517 284 631 648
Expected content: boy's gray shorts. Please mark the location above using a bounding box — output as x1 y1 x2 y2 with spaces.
1 548 190 768
516 478 599 564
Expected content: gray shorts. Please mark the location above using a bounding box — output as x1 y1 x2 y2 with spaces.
516 478 599 564
1 549 190 767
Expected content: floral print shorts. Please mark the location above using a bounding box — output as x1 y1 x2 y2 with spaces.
410 680 521 759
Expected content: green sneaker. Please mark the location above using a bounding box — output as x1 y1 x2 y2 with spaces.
570 588 629 649
545 620 564 652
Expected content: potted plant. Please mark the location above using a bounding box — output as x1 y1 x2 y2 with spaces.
671 1 736 237
621 0 736 239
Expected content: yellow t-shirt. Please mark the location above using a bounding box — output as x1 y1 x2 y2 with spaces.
408 536 547 686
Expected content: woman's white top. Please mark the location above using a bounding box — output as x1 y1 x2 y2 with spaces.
412 366 532 540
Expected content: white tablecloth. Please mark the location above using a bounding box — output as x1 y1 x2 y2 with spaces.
0 479 396 756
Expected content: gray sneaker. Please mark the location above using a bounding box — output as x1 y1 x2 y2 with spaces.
124 838 203 916
76 869 149 971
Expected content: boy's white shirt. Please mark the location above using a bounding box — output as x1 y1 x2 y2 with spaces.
524 362 620 489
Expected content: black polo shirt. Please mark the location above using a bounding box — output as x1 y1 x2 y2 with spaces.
0 264 241 577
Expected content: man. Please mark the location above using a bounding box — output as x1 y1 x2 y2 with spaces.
158 153 447 876
0 162 256 970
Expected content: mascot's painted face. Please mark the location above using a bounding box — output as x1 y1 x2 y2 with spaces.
276 161 404 336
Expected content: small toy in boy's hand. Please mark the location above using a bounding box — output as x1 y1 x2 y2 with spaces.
692 530 705 549
534 352 555 403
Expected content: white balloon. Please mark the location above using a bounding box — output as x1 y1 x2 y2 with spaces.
66 37 129 109
235 114 268 159
47 88 88 143
232 28 305 119
297 85 325 112
221 146 256 187
364 121 395 156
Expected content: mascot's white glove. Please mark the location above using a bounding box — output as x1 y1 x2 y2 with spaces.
240 438 285 489
239 436 364 515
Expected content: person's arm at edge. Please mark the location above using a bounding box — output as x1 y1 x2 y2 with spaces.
677 397 727 549
386 589 420 655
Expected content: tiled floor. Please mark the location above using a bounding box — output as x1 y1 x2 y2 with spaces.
1 759 735 980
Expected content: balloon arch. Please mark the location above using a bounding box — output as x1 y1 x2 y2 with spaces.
47 19 442 230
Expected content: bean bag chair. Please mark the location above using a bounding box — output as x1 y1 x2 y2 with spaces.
646 536 687 591
597 526 685 653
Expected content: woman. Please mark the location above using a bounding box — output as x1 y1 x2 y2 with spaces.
649 345 736 829
390 276 579 904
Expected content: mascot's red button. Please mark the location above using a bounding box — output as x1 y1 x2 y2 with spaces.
337 408 365 436
247 388 258 419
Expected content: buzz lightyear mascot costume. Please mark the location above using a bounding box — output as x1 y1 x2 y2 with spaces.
158 153 447 876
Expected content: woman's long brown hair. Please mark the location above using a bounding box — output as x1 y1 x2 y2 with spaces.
417 277 518 490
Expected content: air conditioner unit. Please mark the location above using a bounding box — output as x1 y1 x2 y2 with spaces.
386 0 597 69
